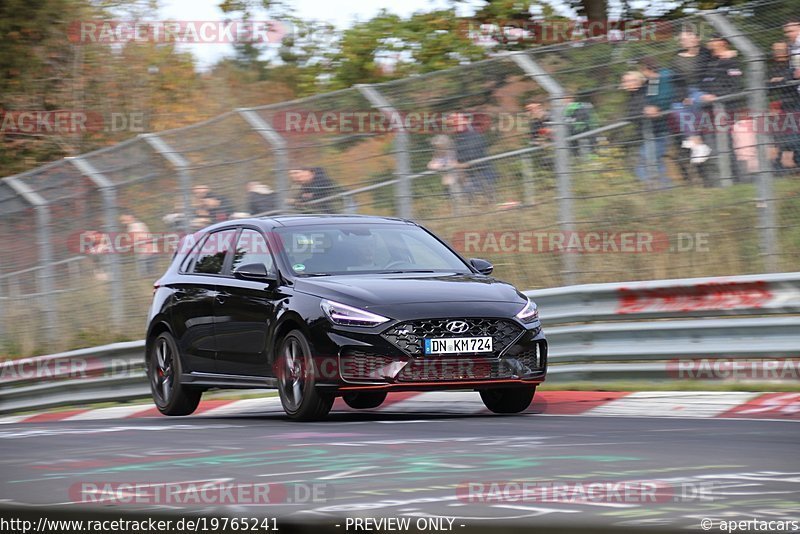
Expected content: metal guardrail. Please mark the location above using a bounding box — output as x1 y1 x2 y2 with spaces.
1 272 798 415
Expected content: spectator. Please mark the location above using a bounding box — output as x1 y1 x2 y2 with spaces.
427 134 463 212
449 112 499 203
701 35 752 178
119 212 157 276
621 71 648 125
637 56 676 187
562 94 599 156
191 185 232 229
525 100 552 147
288 167 340 213
84 230 111 281
785 21 800 76
247 181 277 215
769 41 800 170
672 26 712 167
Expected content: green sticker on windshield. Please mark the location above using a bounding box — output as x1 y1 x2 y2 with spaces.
293 263 306 272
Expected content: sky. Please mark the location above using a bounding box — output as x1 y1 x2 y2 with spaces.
157 0 669 70
159 0 477 69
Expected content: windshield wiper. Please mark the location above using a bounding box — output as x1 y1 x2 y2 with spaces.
382 270 437 274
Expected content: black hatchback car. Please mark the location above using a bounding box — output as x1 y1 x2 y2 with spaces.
146 215 547 420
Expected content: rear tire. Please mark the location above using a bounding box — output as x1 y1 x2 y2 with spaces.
148 332 202 416
342 391 387 410
479 386 536 414
276 330 334 421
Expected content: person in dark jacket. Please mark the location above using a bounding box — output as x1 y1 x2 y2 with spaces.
700 35 751 179
289 167 341 213
621 70 648 159
672 26 713 170
769 41 800 170
525 100 552 147
246 181 277 215
449 112 499 203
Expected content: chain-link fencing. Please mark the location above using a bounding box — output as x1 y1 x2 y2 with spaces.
1 0 798 356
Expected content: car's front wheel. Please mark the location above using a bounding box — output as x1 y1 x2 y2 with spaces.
479 386 536 414
148 332 202 416
276 330 334 421
342 391 387 410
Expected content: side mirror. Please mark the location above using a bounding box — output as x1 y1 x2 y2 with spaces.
233 263 275 284
469 258 494 275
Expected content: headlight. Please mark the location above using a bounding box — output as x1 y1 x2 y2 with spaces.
320 299 390 327
515 297 539 324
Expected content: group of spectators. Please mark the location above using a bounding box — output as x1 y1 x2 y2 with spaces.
84 20 800 280
426 112 501 211
159 167 341 232
619 21 800 187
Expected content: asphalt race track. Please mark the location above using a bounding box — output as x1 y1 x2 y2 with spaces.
0 394 798 532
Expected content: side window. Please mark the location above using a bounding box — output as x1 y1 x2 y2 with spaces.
192 229 237 275
231 229 275 274
180 234 208 273
400 233 455 269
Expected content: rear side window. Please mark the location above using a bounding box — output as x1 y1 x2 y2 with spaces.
192 229 237 275
179 234 207 273
231 229 276 274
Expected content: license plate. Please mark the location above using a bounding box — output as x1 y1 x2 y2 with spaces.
424 336 493 354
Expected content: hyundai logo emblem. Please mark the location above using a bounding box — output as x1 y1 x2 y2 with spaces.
446 320 469 334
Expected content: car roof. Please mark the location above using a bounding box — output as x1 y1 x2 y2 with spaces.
198 214 414 233
261 214 412 227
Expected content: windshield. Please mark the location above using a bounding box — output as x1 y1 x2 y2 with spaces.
275 224 471 276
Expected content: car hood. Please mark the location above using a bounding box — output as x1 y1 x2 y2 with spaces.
293 273 526 309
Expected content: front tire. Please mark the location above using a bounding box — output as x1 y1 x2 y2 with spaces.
342 391 387 410
479 386 536 414
276 330 334 421
148 332 202 416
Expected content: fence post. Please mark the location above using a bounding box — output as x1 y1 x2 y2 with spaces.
68 157 124 330
511 52 576 285
357 84 412 220
3 176 59 347
141 134 193 232
520 156 536 206
711 101 733 187
642 119 659 185
237 109 290 211
0 276 4 340
703 12 778 271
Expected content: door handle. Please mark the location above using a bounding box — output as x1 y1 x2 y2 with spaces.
215 293 227 304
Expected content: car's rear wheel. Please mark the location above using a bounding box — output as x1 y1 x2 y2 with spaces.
277 330 334 421
148 332 202 416
479 385 536 414
342 391 387 410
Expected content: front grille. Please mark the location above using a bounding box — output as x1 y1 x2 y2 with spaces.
382 318 523 356
339 349 401 382
397 349 545 382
